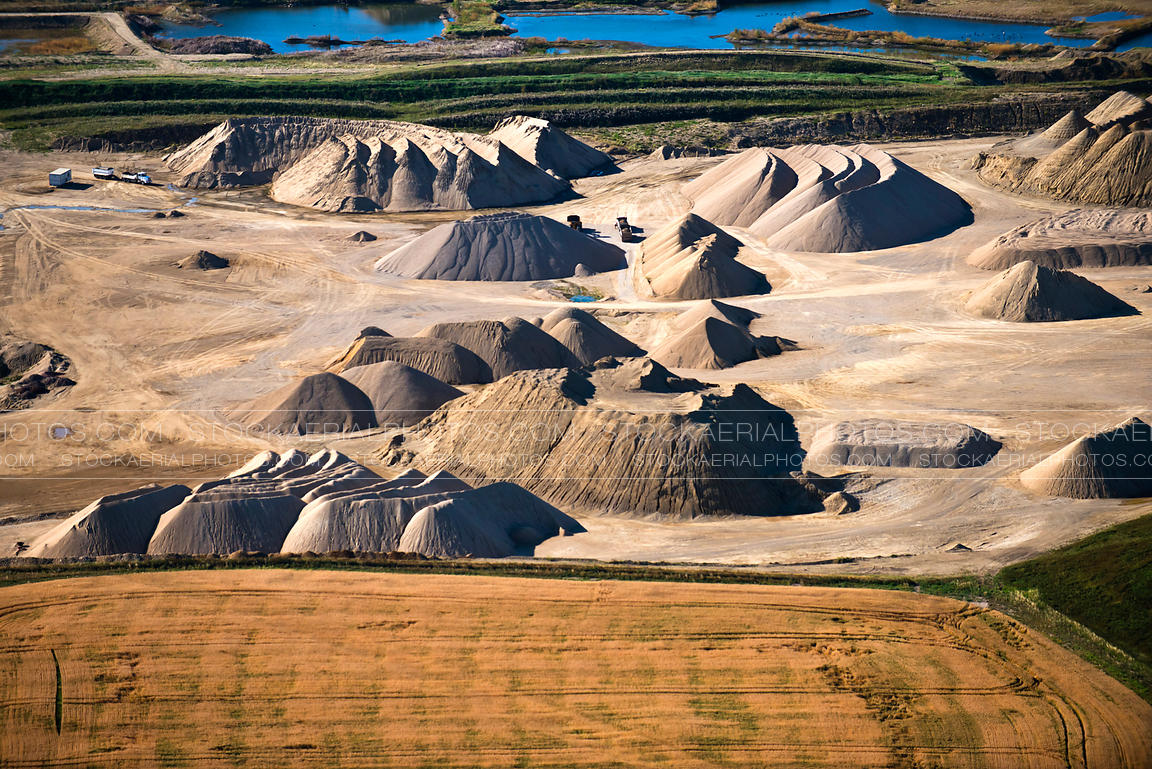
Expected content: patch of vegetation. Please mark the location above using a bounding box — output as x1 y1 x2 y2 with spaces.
444 0 511 38
1001 511 1152 668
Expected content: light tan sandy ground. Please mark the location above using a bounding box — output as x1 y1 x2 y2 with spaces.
3 570 1151 768
0 138 1149 573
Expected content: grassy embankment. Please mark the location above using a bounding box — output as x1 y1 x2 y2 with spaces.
3 511 1151 703
4 49 1139 152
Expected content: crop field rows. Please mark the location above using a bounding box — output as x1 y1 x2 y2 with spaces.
2 571 1149 768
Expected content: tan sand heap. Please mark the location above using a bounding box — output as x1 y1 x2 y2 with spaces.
374 212 625 281
652 315 789 370
386 367 837 518
327 334 491 385
636 213 770 299
973 91 1152 207
17 448 586 558
166 116 570 212
231 372 378 435
417 317 580 379
487 115 615 179
967 209 1152 270
338 361 464 427
807 419 1002 470
1021 417 1152 498
25 484 192 558
684 143 972 252
964 261 1138 322
538 307 644 365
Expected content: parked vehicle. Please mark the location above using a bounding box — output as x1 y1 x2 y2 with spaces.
122 172 152 185
615 216 634 242
48 168 71 187
92 167 116 180
566 214 582 231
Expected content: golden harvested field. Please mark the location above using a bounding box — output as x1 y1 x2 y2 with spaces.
1 570 1151 768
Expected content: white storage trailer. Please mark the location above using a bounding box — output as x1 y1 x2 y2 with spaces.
48 168 71 187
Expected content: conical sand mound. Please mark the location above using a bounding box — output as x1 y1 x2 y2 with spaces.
375 212 625 281
539 307 644 365
1021 417 1152 498
232 372 377 435
1085 90 1152 128
25 484 191 558
651 316 785 370
398 482 586 558
964 261 1138 322
486 116 615 179
417 317 580 379
973 92 1152 207
339 361 463 427
637 213 770 299
807 419 1002 470
387 368 831 518
147 489 305 555
327 335 491 385
675 299 760 329
167 116 569 212
281 472 473 554
684 144 971 252
967 209 1152 270
1013 109 1092 156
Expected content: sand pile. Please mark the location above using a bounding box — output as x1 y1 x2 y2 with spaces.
147 450 372 555
973 92 1152 207
25 484 192 558
418 317 580 379
0 336 74 411
487 115 615 179
327 335 491 385
339 361 463 427
636 213 770 299
1011 109 1092 156
652 316 788 370
375 212 625 281
539 307 644 365
399 482 585 558
967 209 1152 270
386 367 833 518
283 471 583 558
1021 417 1152 498
589 355 704 393
807 419 1002 470
176 250 229 270
675 299 761 328
232 372 377 435
964 261 1138 322
167 117 569 212
347 230 377 242
1085 90 1152 128
684 144 972 252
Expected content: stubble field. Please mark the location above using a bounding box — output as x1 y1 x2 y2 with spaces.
2 570 1150 768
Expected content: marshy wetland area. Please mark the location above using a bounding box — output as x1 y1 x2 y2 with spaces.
1 0 1152 766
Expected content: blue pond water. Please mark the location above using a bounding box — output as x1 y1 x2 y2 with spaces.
155 1 1152 53
568 295 598 302
158 4 447 53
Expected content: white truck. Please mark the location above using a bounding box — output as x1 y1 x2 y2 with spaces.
122 172 152 185
92 167 116 180
48 168 71 187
